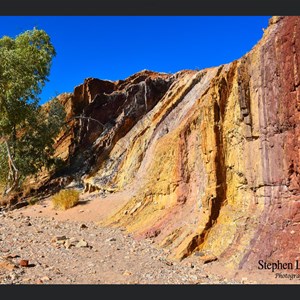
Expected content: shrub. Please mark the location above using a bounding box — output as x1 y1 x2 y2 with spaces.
28 197 39 206
51 189 80 210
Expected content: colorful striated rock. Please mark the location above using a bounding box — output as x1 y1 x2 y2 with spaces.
27 16 300 272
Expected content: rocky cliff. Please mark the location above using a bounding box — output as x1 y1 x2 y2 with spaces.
34 16 300 271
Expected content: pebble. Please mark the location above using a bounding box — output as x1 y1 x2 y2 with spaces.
106 237 116 242
19 260 29 267
41 276 51 281
52 235 67 242
123 270 132 276
0 260 16 271
75 239 88 248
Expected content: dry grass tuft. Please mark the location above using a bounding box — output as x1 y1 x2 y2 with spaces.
51 189 80 210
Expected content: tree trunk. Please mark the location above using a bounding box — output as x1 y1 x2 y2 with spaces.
4 140 19 195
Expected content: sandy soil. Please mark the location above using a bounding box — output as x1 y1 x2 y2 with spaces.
0 192 298 285
18 191 129 223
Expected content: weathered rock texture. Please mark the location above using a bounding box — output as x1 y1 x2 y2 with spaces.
37 16 300 271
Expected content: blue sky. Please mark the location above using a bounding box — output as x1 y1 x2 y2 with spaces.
0 16 270 104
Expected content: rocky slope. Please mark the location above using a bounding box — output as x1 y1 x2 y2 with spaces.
12 16 300 273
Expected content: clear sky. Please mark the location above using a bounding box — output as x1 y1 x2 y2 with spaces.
0 16 270 104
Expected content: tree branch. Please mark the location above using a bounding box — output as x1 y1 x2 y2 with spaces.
66 116 105 128
5 140 18 174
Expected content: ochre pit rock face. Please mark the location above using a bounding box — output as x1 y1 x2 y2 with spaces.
36 16 300 271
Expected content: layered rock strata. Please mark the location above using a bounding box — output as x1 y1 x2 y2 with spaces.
40 16 300 270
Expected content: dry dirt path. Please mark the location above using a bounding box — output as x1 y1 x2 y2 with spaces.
0 195 295 285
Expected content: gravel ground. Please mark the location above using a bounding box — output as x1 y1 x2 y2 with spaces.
0 208 246 285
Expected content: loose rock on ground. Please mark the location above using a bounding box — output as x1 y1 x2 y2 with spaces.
0 207 245 284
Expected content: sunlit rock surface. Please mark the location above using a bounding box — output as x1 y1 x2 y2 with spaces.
44 16 300 270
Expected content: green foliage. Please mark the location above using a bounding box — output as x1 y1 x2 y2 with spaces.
0 28 56 136
0 143 9 184
0 28 66 195
52 189 80 210
10 99 66 175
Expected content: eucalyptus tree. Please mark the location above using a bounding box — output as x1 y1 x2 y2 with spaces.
0 28 66 195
